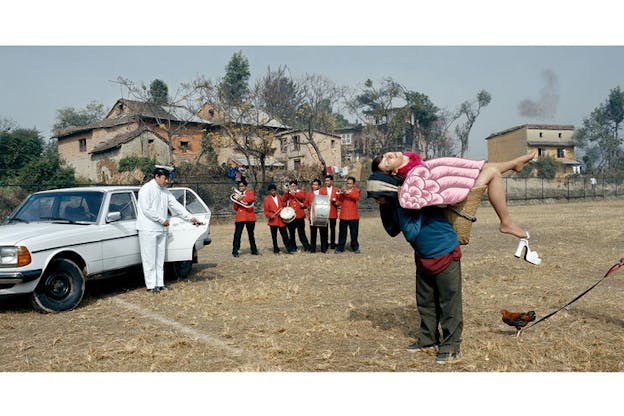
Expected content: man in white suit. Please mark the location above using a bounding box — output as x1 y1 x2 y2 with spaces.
137 165 199 293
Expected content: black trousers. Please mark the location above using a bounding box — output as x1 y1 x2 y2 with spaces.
270 225 291 253
327 218 337 248
287 218 310 251
309 224 328 253
415 260 463 354
336 219 359 252
233 221 258 255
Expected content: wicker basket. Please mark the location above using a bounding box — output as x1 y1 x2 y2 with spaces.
444 185 487 245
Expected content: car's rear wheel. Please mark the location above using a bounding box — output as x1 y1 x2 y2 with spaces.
166 260 193 279
31 258 85 313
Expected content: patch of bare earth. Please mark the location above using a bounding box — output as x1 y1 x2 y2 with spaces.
1 199 624 372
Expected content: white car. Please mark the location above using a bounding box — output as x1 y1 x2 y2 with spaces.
0 186 211 312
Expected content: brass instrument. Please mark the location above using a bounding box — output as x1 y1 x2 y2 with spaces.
230 187 254 208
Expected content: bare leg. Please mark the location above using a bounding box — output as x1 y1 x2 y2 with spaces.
475 153 535 239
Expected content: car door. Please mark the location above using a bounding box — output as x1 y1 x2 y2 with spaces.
100 191 142 270
165 188 210 262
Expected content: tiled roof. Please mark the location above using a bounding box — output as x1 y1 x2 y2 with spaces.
90 127 167 154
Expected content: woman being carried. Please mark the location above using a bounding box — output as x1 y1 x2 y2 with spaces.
372 151 540 264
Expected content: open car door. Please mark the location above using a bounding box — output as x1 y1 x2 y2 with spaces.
165 187 211 262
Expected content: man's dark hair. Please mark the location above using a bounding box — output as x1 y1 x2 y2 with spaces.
267 183 277 191
312 178 321 186
325 174 334 181
371 155 383 172
239 178 248 186
289 179 298 185
346 176 356 183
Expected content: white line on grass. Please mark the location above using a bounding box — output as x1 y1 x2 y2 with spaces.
111 297 242 356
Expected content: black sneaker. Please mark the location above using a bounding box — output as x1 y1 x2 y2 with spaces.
406 343 438 353
158 286 171 291
435 351 462 364
232 252 240 257
153 287 161 294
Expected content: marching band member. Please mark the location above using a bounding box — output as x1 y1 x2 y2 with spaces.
305 178 328 253
320 174 339 249
263 183 294 254
232 178 259 257
283 179 311 252
137 165 200 293
335 176 361 254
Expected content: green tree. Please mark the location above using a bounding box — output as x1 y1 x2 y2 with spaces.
119 156 159 177
53 100 106 131
219 51 251 107
256 65 302 127
576 86 624 173
402 90 440 157
0 128 44 180
149 79 169 105
17 142 75 189
454 90 491 157
534 155 558 179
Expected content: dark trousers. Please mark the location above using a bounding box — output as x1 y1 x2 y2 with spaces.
233 221 258 255
415 260 463 354
327 218 337 248
336 219 359 252
309 224 328 253
287 218 310 251
270 225 291 253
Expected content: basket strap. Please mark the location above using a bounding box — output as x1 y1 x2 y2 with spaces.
447 205 477 222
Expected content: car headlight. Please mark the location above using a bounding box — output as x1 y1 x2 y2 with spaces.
0 246 32 267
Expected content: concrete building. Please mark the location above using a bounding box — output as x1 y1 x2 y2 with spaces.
486 124 581 177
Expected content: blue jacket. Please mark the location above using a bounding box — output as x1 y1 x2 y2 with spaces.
379 201 458 259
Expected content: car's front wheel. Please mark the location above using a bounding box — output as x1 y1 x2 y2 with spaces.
31 258 85 313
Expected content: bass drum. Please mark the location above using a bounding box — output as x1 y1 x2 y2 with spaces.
280 206 296 223
310 194 330 227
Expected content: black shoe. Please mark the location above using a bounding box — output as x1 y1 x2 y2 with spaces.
436 351 462 364
274 250 280 255
287 249 296 254
334 249 344 253
251 251 260 255
310 249 316 253
153 287 161 294
330 244 336 249
353 249 361 254
232 252 240 257
158 286 170 291
406 343 438 353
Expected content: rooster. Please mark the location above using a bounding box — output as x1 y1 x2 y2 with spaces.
500 309 536 337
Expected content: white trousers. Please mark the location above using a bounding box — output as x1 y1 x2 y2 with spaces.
138 230 167 289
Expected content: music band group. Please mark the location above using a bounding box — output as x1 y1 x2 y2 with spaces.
231 174 361 257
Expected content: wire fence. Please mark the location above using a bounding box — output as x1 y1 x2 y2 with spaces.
1 176 623 222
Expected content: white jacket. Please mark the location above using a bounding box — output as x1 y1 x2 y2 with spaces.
136 179 193 231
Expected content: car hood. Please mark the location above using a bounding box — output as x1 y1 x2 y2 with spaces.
0 222 95 247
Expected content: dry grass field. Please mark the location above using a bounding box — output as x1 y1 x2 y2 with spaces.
1 198 624 373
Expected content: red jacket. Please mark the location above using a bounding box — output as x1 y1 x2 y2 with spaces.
233 190 256 222
320 186 339 219
305 190 319 221
283 189 307 219
264 193 287 227
337 187 360 220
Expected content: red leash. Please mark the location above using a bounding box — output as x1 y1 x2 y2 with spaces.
525 257 624 330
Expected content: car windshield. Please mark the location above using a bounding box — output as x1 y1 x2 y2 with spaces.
10 190 104 224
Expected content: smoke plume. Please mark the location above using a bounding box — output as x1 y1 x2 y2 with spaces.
518 69 559 119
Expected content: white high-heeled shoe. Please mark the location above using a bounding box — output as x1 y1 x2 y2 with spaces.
514 232 542 265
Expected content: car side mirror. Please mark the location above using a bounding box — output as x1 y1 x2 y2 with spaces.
106 212 121 223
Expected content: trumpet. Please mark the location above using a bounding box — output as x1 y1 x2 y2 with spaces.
230 187 254 208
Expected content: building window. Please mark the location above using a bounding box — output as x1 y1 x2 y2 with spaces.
558 132 562 138
539 132 543 138
280 138 287 153
294 159 301 170
557 148 565 158
79 138 87 152
180 141 189 152
538 148 545 157
293 135 300 151
331 139 336 149
341 133 352 145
